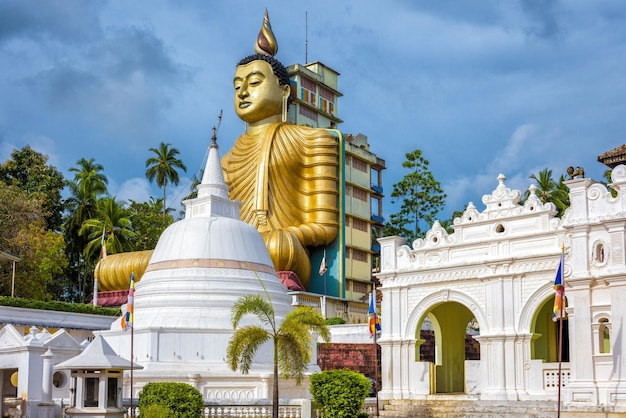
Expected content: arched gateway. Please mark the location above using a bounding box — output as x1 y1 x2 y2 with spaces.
377 169 626 411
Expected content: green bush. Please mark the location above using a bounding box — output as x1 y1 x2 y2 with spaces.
0 296 121 316
324 317 346 325
139 403 171 418
310 369 371 418
138 382 203 418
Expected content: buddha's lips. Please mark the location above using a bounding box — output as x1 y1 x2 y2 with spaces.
239 101 251 108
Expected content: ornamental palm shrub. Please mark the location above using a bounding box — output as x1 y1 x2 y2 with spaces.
310 369 371 418
138 382 203 418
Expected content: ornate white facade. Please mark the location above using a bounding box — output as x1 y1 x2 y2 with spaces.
377 167 626 412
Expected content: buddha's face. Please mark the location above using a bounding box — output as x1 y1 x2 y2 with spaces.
233 60 289 124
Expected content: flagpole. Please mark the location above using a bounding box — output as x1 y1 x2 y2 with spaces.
130 324 134 418
556 245 565 418
373 289 379 417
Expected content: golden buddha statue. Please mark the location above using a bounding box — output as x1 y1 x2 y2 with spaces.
95 10 338 295
222 10 339 288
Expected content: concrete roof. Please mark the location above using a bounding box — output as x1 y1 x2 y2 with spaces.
55 335 142 370
0 251 20 263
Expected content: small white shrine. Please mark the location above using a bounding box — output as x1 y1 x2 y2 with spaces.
55 335 140 418
377 166 626 413
0 324 83 417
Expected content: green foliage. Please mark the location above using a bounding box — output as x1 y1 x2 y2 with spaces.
127 199 173 250
139 403 172 418
0 145 66 232
138 382 203 418
523 168 570 218
325 317 346 325
79 197 136 259
145 142 187 215
310 369 371 418
0 296 120 316
384 149 446 243
227 290 331 418
0 183 67 299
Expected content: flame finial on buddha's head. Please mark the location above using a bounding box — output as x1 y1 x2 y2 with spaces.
254 9 278 57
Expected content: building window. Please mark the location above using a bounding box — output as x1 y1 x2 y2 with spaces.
353 188 368 202
107 377 118 407
300 77 317 106
84 377 99 407
318 86 335 115
352 249 368 262
599 318 611 354
353 281 368 294
352 158 367 172
353 218 368 232
53 371 67 389
299 105 318 122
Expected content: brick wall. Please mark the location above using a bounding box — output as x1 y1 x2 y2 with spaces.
317 342 381 379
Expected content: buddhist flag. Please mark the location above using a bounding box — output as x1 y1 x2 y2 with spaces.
368 289 381 338
552 253 567 322
319 250 327 276
122 273 135 330
100 228 107 259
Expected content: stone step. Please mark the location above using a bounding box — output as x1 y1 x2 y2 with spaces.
377 399 622 417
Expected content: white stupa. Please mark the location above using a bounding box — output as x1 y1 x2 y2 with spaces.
98 133 306 401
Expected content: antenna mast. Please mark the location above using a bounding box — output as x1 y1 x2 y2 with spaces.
305 11 308 64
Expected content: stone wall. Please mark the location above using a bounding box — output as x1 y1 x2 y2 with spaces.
317 342 381 379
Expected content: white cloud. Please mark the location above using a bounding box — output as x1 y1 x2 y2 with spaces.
113 177 152 204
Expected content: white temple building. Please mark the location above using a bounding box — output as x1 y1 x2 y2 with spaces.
376 167 626 414
98 136 315 401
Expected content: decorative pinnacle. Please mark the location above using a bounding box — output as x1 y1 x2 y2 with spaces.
255 9 278 56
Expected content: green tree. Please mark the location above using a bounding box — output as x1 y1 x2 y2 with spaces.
0 145 66 232
524 168 570 217
64 158 109 302
145 142 187 215
226 292 330 418
127 198 173 250
79 197 136 260
384 149 446 243
309 369 371 418
138 382 203 418
0 183 66 300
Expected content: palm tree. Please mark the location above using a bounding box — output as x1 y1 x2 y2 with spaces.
226 293 330 418
145 142 187 215
64 158 109 302
65 158 109 249
525 168 570 217
79 197 136 260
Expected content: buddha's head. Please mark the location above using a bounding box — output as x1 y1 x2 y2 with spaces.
233 10 291 125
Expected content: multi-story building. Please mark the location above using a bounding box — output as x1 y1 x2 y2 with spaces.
286 62 386 306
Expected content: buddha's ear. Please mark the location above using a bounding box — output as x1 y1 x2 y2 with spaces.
281 83 290 98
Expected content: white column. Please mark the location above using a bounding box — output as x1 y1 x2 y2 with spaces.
41 349 54 403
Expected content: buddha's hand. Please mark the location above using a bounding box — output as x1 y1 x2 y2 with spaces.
285 223 337 247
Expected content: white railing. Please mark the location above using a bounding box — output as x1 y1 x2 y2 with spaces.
124 399 378 417
289 291 370 324
125 405 302 418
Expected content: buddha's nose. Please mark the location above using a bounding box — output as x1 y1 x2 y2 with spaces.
237 84 249 98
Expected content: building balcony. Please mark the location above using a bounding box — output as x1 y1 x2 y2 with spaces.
371 184 383 194
371 214 385 224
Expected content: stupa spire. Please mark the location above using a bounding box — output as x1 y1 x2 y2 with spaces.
183 113 240 219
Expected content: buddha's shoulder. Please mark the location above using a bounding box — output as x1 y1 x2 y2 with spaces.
279 124 340 142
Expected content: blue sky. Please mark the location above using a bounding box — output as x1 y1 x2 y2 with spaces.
1 1 625 225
